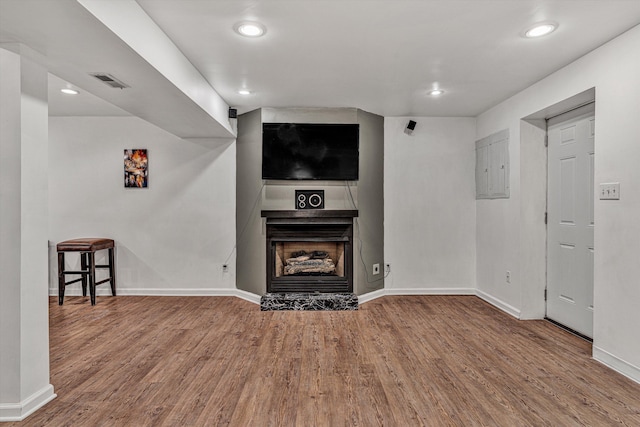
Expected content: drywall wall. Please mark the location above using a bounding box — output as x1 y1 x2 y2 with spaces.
476 24 640 381
48 116 236 294
384 117 476 293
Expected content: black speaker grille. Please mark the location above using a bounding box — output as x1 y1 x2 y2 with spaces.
295 190 325 210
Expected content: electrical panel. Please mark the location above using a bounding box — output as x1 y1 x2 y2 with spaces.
476 129 510 199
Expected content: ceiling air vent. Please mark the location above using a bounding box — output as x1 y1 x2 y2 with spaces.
89 72 130 89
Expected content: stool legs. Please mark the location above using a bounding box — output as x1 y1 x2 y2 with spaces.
80 253 88 297
88 251 97 306
58 252 65 305
108 247 116 296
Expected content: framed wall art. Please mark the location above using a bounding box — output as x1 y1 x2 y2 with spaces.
124 149 148 188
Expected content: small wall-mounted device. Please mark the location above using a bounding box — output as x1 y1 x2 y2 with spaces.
295 190 325 210
404 120 417 135
599 182 620 200
228 108 238 119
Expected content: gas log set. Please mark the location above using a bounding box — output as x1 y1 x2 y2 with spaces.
284 250 336 276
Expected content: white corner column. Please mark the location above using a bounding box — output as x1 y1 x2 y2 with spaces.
0 45 56 421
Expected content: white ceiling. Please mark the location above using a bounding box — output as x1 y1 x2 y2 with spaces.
48 73 130 117
2 0 640 137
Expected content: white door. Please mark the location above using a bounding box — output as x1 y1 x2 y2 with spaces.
547 104 595 338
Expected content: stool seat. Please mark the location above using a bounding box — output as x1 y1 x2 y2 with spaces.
57 238 116 305
57 238 114 252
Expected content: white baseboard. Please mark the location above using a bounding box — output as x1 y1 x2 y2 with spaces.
360 287 521 321
234 289 261 305
386 287 476 296
51 287 263 304
0 384 56 422
358 288 386 304
475 290 521 319
51 287 239 297
358 287 475 305
593 346 640 385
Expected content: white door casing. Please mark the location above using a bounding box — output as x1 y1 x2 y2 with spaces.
546 103 595 338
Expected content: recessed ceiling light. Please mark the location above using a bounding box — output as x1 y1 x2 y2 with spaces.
238 89 252 95
524 22 558 38
60 88 79 95
234 21 266 38
428 89 444 96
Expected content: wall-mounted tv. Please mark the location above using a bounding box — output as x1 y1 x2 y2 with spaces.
262 123 359 181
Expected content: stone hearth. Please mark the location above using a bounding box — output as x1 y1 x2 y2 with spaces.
260 292 358 311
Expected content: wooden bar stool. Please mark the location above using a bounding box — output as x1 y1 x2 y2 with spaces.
57 238 116 305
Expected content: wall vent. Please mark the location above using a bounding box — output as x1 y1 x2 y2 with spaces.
89 73 130 89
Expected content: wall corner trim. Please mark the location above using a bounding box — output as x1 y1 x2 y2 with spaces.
234 289 261 305
358 289 386 304
0 384 56 422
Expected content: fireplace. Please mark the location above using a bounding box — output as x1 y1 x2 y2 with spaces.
261 210 358 293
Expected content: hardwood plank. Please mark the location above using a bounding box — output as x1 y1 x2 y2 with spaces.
7 295 640 426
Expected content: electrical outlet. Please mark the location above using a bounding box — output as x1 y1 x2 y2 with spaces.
385 264 391 273
373 263 380 275
506 270 511 284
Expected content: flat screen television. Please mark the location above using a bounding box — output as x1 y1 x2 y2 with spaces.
262 123 359 181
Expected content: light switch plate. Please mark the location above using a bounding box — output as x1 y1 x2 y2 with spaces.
599 182 620 200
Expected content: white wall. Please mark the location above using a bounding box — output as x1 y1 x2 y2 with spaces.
384 117 476 293
476 24 640 381
48 116 236 295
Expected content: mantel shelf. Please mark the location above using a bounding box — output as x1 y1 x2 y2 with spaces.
261 210 358 219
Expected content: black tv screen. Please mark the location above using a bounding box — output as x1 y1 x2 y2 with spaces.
262 123 359 180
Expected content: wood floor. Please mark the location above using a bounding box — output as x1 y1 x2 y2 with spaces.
10 295 640 426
